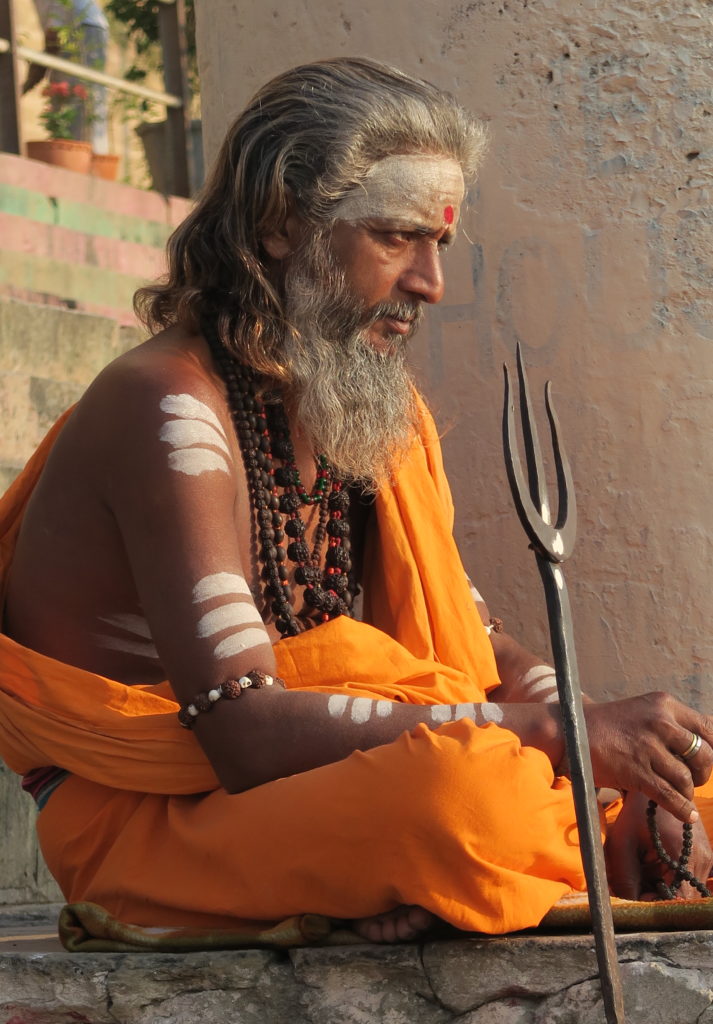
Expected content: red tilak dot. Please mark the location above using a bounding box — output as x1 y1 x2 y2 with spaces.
444 205 454 225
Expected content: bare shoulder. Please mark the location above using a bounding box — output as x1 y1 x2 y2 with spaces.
64 325 236 482
80 325 227 432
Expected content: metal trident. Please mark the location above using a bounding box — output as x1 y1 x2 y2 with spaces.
502 344 626 1024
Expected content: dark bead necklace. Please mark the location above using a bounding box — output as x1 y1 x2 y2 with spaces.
646 800 711 899
203 325 355 637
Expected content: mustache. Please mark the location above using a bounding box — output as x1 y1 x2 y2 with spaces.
363 301 424 329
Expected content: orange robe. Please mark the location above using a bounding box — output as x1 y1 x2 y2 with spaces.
0 406 709 932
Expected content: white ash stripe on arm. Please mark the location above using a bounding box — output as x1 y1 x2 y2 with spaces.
465 574 484 605
192 572 271 661
192 573 252 604
158 393 232 477
196 602 266 639
433 702 504 725
519 664 559 703
326 697 507 728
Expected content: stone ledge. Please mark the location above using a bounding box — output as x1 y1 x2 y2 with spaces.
1 931 712 1024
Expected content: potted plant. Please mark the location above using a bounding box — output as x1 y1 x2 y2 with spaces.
106 0 202 194
26 79 93 173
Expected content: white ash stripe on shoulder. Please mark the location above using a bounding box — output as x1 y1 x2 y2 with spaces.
192 573 252 604
160 394 226 434
159 393 231 477
160 419 230 456
167 450 230 476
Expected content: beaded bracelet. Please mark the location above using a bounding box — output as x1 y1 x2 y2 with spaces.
177 669 286 728
486 617 504 635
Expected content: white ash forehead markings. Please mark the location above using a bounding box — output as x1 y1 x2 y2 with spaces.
213 627 272 660
328 694 349 719
333 154 465 225
375 701 393 718
93 634 160 660
431 704 453 724
98 613 153 639
454 702 475 721
159 419 230 455
196 602 264 639
350 698 373 724
192 573 251 604
160 394 225 435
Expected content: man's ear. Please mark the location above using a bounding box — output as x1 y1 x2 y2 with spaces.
261 192 305 261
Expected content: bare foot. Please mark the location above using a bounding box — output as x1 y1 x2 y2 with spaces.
351 905 436 943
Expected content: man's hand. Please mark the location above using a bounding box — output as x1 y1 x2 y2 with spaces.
605 791 713 900
584 694 713 824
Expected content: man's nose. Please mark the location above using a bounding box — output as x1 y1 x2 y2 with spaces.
398 244 445 305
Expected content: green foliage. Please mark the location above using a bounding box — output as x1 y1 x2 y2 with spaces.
106 0 198 117
40 80 90 139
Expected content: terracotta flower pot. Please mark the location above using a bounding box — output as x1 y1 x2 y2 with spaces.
26 139 92 174
90 152 120 181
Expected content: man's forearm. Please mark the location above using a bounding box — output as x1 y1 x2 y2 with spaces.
193 687 565 793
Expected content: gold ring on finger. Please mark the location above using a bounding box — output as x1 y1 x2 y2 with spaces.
679 732 702 761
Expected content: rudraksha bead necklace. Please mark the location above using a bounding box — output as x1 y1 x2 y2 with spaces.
204 325 355 637
646 800 711 899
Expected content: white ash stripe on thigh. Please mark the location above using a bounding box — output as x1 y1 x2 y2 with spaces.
192 573 252 604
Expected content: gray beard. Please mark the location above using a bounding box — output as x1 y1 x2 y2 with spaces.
279 231 423 487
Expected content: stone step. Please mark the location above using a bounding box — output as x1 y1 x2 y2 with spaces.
0 929 711 1022
0 297 139 489
0 152 192 324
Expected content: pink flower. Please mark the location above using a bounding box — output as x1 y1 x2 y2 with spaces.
72 84 88 100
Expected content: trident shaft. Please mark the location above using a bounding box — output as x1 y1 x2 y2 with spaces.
502 344 626 1024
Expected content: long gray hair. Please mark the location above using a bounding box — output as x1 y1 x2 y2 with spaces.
134 57 487 377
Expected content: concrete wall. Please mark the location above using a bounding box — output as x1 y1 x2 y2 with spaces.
195 0 712 706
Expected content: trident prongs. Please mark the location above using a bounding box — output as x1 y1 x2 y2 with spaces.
502 344 626 1024
503 343 576 562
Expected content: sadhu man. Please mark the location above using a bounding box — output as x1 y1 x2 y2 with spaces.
1 59 712 942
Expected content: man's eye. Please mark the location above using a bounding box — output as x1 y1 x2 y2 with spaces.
380 231 410 245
